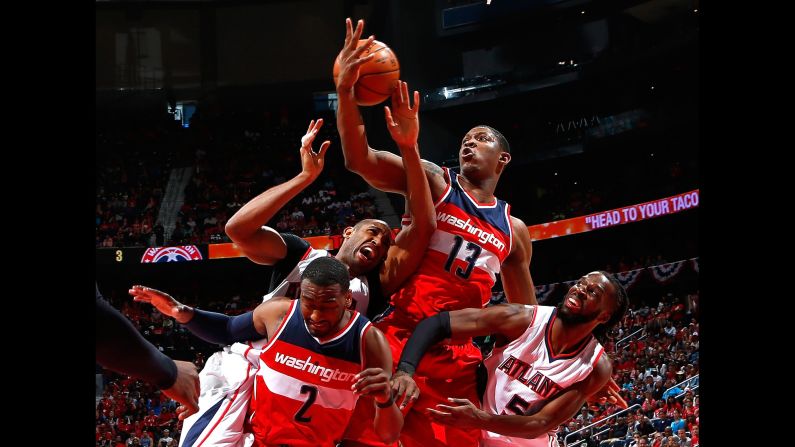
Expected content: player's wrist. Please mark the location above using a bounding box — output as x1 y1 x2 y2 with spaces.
375 394 395 408
396 362 415 377
175 305 194 324
336 85 356 97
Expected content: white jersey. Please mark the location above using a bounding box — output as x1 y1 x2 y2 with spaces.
480 306 604 447
178 342 259 447
180 246 372 446
263 247 371 315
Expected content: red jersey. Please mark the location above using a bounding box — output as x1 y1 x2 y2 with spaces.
251 300 372 447
385 167 513 328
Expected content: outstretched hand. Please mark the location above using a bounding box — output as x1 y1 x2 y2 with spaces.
352 368 393 406
335 18 375 92
384 80 420 150
426 398 489 430
587 377 628 409
391 370 420 410
299 118 332 180
129 285 193 324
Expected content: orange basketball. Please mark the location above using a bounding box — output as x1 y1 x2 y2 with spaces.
334 39 400 106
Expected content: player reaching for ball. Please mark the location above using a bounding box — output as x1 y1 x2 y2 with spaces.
334 37 400 106
334 17 537 447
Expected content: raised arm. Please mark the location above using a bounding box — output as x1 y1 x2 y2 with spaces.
428 356 613 439
500 216 537 305
351 326 403 444
335 18 445 196
379 81 436 294
224 119 330 265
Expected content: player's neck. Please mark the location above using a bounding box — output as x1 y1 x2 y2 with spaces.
331 309 353 334
550 319 595 354
458 174 497 202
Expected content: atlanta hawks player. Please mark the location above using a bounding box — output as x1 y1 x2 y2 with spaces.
394 271 629 447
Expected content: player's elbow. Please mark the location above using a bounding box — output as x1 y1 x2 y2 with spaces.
224 218 240 239
523 418 555 439
343 152 372 176
343 157 363 174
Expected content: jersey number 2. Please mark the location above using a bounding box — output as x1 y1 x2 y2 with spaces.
444 235 482 279
294 385 318 423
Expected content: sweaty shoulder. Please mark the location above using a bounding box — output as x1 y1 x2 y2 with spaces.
421 159 448 199
255 297 293 325
510 215 528 230
590 351 613 385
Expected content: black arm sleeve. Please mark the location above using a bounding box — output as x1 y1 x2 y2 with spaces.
267 233 311 291
396 311 452 376
95 284 178 389
183 308 264 345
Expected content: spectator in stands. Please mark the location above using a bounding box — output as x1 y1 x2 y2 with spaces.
626 433 643 447
139 432 153 447
635 416 655 438
598 416 628 447
577 405 595 425
158 429 174 446
672 428 690 446
689 426 698 446
670 410 686 434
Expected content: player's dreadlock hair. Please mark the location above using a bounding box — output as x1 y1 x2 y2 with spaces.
592 270 629 344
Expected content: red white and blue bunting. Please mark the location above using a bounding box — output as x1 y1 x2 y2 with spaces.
533 257 698 298
650 260 687 283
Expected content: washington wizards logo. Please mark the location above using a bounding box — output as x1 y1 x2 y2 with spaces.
141 246 203 263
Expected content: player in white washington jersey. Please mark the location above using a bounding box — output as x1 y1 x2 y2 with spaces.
393 271 629 447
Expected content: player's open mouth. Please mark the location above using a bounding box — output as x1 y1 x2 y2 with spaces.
358 245 376 262
566 295 582 310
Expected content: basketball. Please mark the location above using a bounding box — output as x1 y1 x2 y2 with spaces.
334 39 400 106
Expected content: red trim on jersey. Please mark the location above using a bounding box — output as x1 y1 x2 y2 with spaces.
195 357 253 447
299 245 313 261
456 174 497 208
544 310 595 360
528 306 538 328
314 310 360 344
359 322 373 370
505 203 514 253
592 346 605 367
436 167 454 207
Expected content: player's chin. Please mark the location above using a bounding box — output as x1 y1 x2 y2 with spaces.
354 254 379 271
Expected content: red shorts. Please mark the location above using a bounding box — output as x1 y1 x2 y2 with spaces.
343 320 482 447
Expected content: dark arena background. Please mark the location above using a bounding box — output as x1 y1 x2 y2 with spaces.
96 1 699 446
